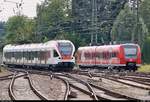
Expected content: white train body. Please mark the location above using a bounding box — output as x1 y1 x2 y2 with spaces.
3 40 75 70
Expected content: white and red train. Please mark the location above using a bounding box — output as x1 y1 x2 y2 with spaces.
2 40 75 71
76 43 141 71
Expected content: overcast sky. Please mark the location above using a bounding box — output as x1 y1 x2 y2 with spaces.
0 0 44 22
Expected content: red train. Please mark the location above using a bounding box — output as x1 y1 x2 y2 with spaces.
76 43 141 71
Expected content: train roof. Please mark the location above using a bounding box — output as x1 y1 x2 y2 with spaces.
78 43 139 50
3 40 73 52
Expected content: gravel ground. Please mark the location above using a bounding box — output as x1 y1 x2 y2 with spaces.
13 76 41 100
31 74 65 100
0 80 11 100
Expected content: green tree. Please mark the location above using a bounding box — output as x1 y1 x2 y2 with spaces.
142 36 150 64
139 0 150 63
5 16 36 44
111 4 137 43
140 0 150 33
36 0 71 42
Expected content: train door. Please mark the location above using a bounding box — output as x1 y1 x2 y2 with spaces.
108 48 113 66
95 47 101 66
40 51 45 65
45 50 51 64
52 49 59 65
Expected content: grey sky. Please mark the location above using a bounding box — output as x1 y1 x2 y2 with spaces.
0 0 44 21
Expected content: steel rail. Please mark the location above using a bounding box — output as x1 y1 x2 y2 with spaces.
55 73 98 100
27 71 48 100
89 83 139 100
8 72 17 100
105 76 150 90
75 71 139 100
53 73 70 100
123 77 150 86
0 74 14 79
58 73 98 100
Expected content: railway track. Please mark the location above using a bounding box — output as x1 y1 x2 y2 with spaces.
2 67 150 100
8 71 48 100
0 74 14 81
75 69 150 88
71 72 141 100
47 72 70 100
74 71 150 100
126 72 150 78
82 70 150 90
55 73 138 100
7 68 70 100
0 71 30 100
55 73 98 100
81 71 150 90
124 76 150 83
107 75 150 89
0 73 15 100
0 74 14 79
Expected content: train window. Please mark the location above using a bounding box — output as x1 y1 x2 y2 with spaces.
102 52 109 59
30 51 34 60
54 50 59 57
32 51 37 59
23 52 26 59
40 51 45 60
5 52 7 59
84 52 91 59
18 52 21 59
7 52 9 59
44 51 50 60
7 52 10 59
96 52 102 59
24 52 26 59
37 51 40 60
17 52 19 59
112 52 117 58
25 52 29 60
12 52 14 57
47 51 51 58
20 52 22 59
4 52 6 58
14 52 17 59
102 52 105 59
35 51 38 58
79 52 81 60
92 52 95 58
26 52 28 59
28 52 31 60
4 52 9 59
17 52 20 59
105 52 109 59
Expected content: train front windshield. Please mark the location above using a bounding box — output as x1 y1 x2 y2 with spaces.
58 42 73 56
123 45 138 59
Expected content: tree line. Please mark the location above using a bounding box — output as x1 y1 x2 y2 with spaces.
0 0 150 64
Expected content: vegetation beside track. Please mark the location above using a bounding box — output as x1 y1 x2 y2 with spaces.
0 66 7 73
138 64 150 72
